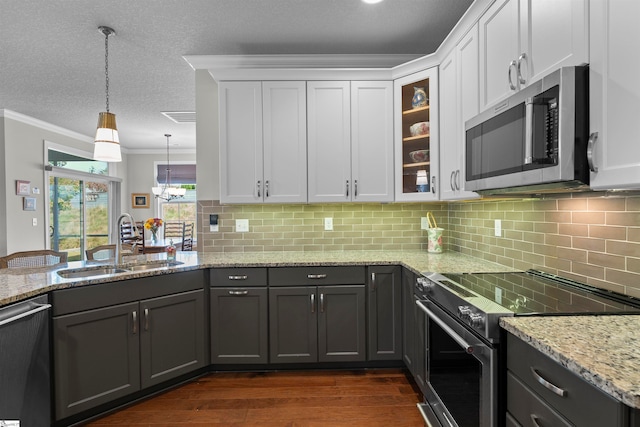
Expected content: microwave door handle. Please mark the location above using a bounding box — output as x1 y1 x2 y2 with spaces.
524 97 534 164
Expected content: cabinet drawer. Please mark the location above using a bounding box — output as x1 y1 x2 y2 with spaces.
210 268 267 287
507 334 624 426
269 266 365 286
507 372 571 427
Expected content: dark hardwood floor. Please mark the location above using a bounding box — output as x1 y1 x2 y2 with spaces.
87 368 423 426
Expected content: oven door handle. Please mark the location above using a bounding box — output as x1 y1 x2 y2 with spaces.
416 300 475 354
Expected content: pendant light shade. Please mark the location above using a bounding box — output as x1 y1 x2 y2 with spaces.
93 26 122 162
94 112 121 161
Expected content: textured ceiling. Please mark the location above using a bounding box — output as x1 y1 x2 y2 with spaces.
0 0 473 150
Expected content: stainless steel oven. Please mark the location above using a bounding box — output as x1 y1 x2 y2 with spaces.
415 289 500 427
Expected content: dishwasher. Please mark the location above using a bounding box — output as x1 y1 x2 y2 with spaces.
0 295 51 426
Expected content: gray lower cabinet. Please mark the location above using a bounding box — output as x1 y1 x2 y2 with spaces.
269 283 366 363
506 332 626 427
367 265 402 360
210 268 268 364
402 268 426 393
210 287 268 364
52 271 206 420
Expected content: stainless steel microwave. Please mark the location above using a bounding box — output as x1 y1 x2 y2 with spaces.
464 66 589 195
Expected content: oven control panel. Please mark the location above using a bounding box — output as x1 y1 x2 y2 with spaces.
458 305 485 328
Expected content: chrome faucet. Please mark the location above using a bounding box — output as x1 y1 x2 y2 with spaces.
115 213 138 266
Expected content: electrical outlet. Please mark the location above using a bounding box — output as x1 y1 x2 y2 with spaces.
236 219 249 232
209 214 219 232
494 219 502 237
32 218 37 226
421 217 429 230
324 217 333 231
495 287 503 304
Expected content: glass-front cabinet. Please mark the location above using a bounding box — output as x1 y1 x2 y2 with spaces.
394 68 439 201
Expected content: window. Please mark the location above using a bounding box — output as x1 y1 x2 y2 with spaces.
155 162 196 224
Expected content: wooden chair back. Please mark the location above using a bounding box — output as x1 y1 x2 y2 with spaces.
86 243 138 261
181 222 194 251
0 250 68 269
120 221 144 251
164 221 184 239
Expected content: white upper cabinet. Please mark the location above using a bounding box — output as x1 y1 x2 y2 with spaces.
394 68 439 201
479 0 588 110
589 0 640 190
350 81 394 202
308 81 394 202
439 25 480 201
219 82 263 204
219 81 307 204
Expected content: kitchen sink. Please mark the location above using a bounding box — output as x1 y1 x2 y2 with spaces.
57 260 184 279
57 266 129 279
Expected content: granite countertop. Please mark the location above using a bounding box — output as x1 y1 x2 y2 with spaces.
0 250 512 307
501 316 640 409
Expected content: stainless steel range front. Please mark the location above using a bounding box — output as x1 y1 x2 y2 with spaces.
414 269 640 427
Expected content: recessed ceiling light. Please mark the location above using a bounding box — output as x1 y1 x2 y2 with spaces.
362 0 384 4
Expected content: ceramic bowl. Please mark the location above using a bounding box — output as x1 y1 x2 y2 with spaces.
409 121 430 136
409 150 429 163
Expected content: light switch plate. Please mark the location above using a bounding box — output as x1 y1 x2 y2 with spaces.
494 219 502 237
32 218 37 226
324 217 333 231
421 217 429 230
236 219 249 232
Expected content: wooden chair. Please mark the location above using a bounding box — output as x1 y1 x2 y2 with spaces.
164 221 184 239
120 221 144 252
181 222 194 251
0 250 68 269
85 244 138 261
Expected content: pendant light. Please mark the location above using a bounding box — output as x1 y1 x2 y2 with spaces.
152 134 186 201
94 26 122 162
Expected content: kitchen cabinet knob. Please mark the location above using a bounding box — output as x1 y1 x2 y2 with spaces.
144 308 149 331
132 310 137 335
530 415 542 427
450 171 455 191
587 132 598 172
310 294 315 313
228 290 249 296
431 176 436 194
454 170 461 191
371 272 376 291
257 180 261 198
530 367 567 397
320 293 324 313
228 275 248 280
307 274 327 279
345 180 349 198
354 180 358 198
508 60 518 91
265 180 270 198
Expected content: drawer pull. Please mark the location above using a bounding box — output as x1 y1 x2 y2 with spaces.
132 310 137 335
228 275 248 280
531 367 567 397
144 308 149 331
530 414 542 427
307 274 327 279
228 290 249 296
310 294 315 313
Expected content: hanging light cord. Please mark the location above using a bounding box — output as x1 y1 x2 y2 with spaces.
104 31 110 113
165 134 172 189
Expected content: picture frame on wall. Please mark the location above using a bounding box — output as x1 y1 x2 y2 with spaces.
132 193 150 208
16 180 30 196
23 197 36 211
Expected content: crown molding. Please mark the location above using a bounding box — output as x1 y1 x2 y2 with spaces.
1 109 94 143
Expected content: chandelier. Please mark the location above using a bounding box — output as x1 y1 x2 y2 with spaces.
152 134 186 201
93 26 122 162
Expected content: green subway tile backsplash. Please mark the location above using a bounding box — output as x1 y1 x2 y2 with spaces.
197 193 640 297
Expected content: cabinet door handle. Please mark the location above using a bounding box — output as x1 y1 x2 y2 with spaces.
587 132 598 172
354 179 358 198
454 170 461 191
228 275 248 280
307 274 327 279
345 180 349 198
228 290 249 296
508 60 518 90
320 293 325 313
530 414 542 427
371 272 376 291
265 180 270 198
450 171 455 191
517 53 528 85
257 180 261 198
531 367 567 397
144 308 149 331
431 176 436 194
132 310 137 335
310 293 315 313
524 97 534 164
